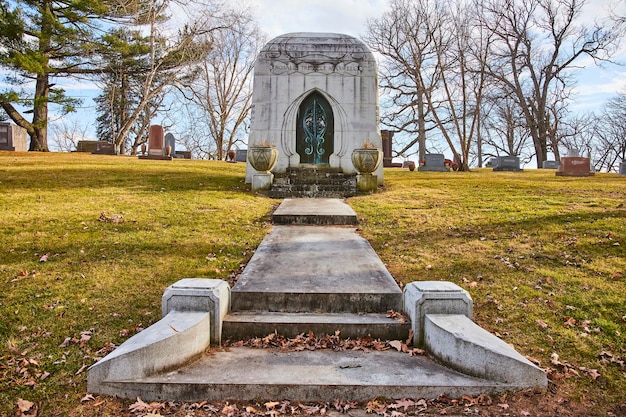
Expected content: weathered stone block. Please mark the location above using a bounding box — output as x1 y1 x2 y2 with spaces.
403 281 472 346
424 314 547 388
162 278 230 344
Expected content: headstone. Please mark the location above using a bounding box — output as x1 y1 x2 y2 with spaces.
139 125 172 160
542 160 560 169
164 133 176 157
246 33 382 185
556 157 594 177
235 149 248 163
493 156 523 172
0 122 28 151
618 161 626 176
419 154 449 172
567 148 580 157
148 125 164 156
403 160 416 171
175 151 192 159
381 130 401 167
92 141 116 155
76 140 100 153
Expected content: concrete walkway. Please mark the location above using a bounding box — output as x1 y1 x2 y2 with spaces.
88 198 546 402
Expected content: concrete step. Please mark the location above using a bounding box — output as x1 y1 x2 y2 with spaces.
230 291 403 314
93 348 516 402
230 225 403 313
270 169 357 198
222 312 411 341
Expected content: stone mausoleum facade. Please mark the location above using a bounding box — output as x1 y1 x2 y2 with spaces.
246 32 383 185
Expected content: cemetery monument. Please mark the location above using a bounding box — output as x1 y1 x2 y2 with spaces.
245 33 383 192
139 125 173 161
493 156 523 172
0 122 28 152
556 149 594 177
419 154 450 172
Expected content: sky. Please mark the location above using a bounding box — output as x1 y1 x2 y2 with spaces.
246 0 626 112
57 0 626 141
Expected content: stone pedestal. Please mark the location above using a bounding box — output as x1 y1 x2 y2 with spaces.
357 174 378 193
556 157 594 177
403 281 473 346
252 173 274 192
162 278 230 344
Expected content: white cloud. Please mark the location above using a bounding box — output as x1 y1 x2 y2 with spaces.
249 0 387 40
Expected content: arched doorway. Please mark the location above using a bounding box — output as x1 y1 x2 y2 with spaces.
296 92 334 165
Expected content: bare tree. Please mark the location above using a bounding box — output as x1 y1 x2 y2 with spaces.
179 17 263 159
50 120 91 152
365 0 492 170
481 92 533 163
422 0 492 171
592 92 626 172
364 0 443 164
479 0 624 167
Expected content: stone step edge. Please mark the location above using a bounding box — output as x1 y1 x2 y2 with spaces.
229 291 403 314
222 311 411 340
90 348 523 402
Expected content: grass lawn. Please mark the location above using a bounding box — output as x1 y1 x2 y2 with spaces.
1 152 624 416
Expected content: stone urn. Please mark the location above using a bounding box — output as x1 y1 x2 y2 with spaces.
351 148 383 174
248 145 279 173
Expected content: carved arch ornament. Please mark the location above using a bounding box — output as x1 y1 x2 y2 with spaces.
281 89 348 166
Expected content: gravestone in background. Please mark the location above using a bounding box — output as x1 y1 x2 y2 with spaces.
493 156 523 172
138 125 173 160
93 142 116 155
419 154 449 172
235 150 248 163
164 133 176 157
0 122 28 152
382 130 401 167
618 161 625 176
556 156 594 177
148 125 164 156
542 160 560 169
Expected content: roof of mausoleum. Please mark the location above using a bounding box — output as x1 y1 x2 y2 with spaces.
259 32 375 65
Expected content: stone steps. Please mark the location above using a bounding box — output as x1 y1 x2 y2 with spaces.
98 348 509 402
224 199 404 341
87 198 548 403
221 312 411 340
269 168 357 198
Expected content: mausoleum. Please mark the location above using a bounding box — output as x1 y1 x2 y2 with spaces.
246 33 383 190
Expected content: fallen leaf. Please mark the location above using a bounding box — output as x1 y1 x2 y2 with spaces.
265 401 280 410
17 398 35 412
563 317 577 327
59 337 71 348
536 319 549 329
498 403 509 410
39 254 48 262
391 399 416 411
81 394 95 402
389 340 403 351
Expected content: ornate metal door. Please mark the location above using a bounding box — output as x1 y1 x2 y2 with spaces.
296 92 333 165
